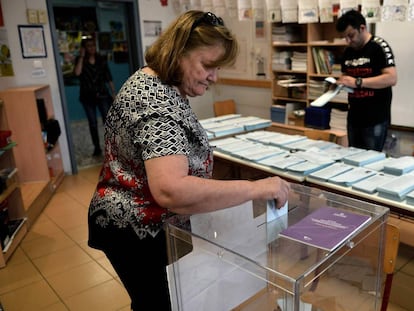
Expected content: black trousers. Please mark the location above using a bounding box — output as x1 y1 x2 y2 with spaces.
101 229 172 311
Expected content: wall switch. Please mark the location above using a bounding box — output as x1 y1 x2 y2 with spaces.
27 9 38 24
38 10 48 24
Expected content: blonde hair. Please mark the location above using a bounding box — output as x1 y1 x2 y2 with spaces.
145 10 239 85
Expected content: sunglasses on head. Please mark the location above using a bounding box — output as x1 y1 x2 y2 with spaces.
190 12 224 33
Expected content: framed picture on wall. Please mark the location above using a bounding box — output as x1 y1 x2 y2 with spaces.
18 25 47 58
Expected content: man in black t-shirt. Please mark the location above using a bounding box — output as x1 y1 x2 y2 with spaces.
336 10 397 151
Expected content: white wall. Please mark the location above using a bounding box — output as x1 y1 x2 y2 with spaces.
0 0 71 173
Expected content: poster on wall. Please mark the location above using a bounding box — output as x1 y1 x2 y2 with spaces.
0 29 14 76
18 25 47 58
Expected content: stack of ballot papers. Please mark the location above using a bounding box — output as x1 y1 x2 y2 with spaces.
377 173 414 201
320 146 366 161
215 139 259 155
200 114 242 126
342 150 386 167
285 150 335 175
406 190 414 206
234 144 285 162
308 162 354 181
328 167 377 186
235 130 277 142
383 156 414 175
256 133 308 148
363 157 396 172
257 153 305 170
352 173 396 194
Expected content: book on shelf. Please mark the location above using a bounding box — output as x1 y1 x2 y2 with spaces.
279 206 371 251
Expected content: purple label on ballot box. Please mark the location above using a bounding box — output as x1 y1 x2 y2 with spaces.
279 206 371 251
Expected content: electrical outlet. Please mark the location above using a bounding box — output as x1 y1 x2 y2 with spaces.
38 10 48 24
27 9 38 24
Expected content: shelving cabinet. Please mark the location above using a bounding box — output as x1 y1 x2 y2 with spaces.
0 100 28 268
0 85 64 230
271 20 348 127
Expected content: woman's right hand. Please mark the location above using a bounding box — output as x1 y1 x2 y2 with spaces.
253 176 290 209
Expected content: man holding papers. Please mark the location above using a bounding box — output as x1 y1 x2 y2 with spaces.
336 10 397 151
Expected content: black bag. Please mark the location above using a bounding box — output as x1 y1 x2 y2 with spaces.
44 119 61 150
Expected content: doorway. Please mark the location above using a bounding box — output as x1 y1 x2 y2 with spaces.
47 0 143 173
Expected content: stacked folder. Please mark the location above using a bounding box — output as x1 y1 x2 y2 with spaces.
377 173 414 201
352 173 396 194
342 150 386 167
383 156 414 175
328 167 377 187
308 162 354 181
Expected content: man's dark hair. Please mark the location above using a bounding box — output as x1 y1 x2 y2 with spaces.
336 10 366 32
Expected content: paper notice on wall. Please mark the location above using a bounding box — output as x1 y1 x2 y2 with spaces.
361 0 381 23
319 0 334 22
382 0 409 21
266 0 281 22
281 0 298 22
339 0 359 16
238 0 253 20
298 0 319 23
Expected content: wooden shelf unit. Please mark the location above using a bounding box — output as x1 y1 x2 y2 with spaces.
271 21 348 132
0 100 28 268
0 85 64 230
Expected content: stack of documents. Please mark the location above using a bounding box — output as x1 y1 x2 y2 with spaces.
363 157 396 172
200 114 242 127
258 153 305 170
233 116 272 131
352 173 396 194
342 150 386 167
216 139 259 155
377 173 414 201
383 156 414 175
286 150 335 176
235 144 285 162
308 162 354 181
321 146 365 161
328 167 377 187
406 190 414 206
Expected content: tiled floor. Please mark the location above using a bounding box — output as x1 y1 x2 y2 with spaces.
0 165 414 310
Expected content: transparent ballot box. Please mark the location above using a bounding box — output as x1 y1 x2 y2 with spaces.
166 183 389 311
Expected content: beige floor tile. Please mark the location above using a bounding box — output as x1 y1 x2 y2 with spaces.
64 224 88 243
47 261 113 298
32 245 92 278
23 216 64 243
78 239 105 260
0 279 60 311
63 279 130 311
0 261 43 295
390 272 414 311
42 302 70 311
96 256 119 278
20 229 76 260
4 247 30 267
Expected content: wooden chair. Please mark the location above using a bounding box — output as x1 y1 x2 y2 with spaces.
213 99 237 116
303 129 337 143
381 223 400 311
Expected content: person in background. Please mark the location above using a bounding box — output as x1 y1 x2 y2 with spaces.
74 37 116 157
336 9 397 151
87 10 290 311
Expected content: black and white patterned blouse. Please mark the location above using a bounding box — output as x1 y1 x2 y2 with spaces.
88 69 213 248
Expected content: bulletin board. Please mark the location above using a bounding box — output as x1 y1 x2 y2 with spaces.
375 21 414 128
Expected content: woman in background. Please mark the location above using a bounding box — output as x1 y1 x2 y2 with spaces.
74 37 116 157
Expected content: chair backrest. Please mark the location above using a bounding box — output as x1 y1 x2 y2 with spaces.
303 129 337 143
213 99 236 116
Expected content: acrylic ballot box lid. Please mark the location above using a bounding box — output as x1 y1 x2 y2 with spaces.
166 183 389 311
